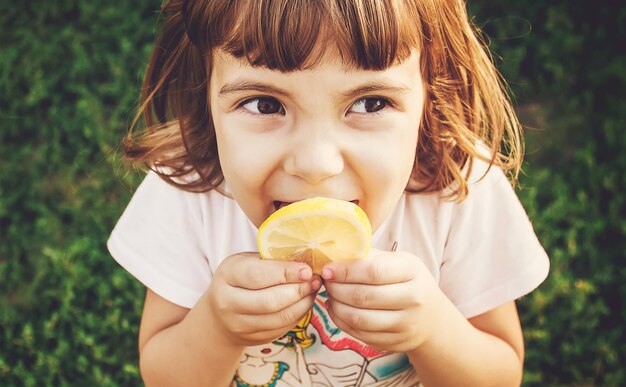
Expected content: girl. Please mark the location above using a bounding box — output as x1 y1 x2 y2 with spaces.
108 0 550 385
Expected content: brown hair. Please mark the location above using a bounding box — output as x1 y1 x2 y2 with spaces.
124 0 523 201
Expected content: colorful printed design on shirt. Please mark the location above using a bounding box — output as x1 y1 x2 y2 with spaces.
310 292 385 360
234 361 289 387
234 311 315 386
235 290 421 386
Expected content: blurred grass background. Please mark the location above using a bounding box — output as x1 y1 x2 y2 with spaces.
1 0 624 385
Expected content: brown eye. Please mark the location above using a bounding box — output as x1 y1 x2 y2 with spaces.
242 97 285 115
349 98 389 113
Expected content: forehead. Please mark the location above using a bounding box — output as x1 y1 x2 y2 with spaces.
210 47 422 86
211 43 344 76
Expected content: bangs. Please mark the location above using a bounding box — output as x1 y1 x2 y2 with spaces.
182 0 421 71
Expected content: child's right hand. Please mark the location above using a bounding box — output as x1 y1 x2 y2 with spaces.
206 252 321 347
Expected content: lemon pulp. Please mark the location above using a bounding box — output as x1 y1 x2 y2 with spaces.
257 197 372 273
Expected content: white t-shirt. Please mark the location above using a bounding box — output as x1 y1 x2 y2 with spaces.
108 160 549 386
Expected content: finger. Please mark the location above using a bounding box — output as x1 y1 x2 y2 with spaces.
321 251 414 285
324 281 416 310
324 309 396 352
230 278 321 314
326 298 404 333
330 323 411 354
238 292 317 332
225 253 313 289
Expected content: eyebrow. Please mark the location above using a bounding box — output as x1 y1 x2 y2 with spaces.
218 81 291 98
339 82 411 100
217 79 412 99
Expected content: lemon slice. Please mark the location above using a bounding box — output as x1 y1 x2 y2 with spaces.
258 197 372 273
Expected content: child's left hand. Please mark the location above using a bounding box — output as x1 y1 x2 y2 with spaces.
321 249 445 353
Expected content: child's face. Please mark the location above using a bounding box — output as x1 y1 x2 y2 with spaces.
209 47 424 231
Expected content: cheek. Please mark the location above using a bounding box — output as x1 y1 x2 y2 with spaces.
357 126 418 184
353 125 418 228
364 141 416 203
215 122 281 184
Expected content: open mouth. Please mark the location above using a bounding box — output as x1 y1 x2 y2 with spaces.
273 199 359 211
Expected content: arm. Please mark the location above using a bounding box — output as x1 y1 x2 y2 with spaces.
138 253 320 387
322 250 525 387
407 299 523 386
138 289 244 387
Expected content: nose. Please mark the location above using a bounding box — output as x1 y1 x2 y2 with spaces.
283 130 344 184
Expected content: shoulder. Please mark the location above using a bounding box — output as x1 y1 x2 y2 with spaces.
437 159 549 317
107 172 255 307
397 158 511 233
452 158 523 221
391 158 525 271
131 170 231 214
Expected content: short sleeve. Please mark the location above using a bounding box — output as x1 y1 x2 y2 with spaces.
107 172 212 308
439 165 550 318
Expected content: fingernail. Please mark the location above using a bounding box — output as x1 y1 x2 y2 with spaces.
300 267 313 281
321 267 333 280
313 277 323 290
